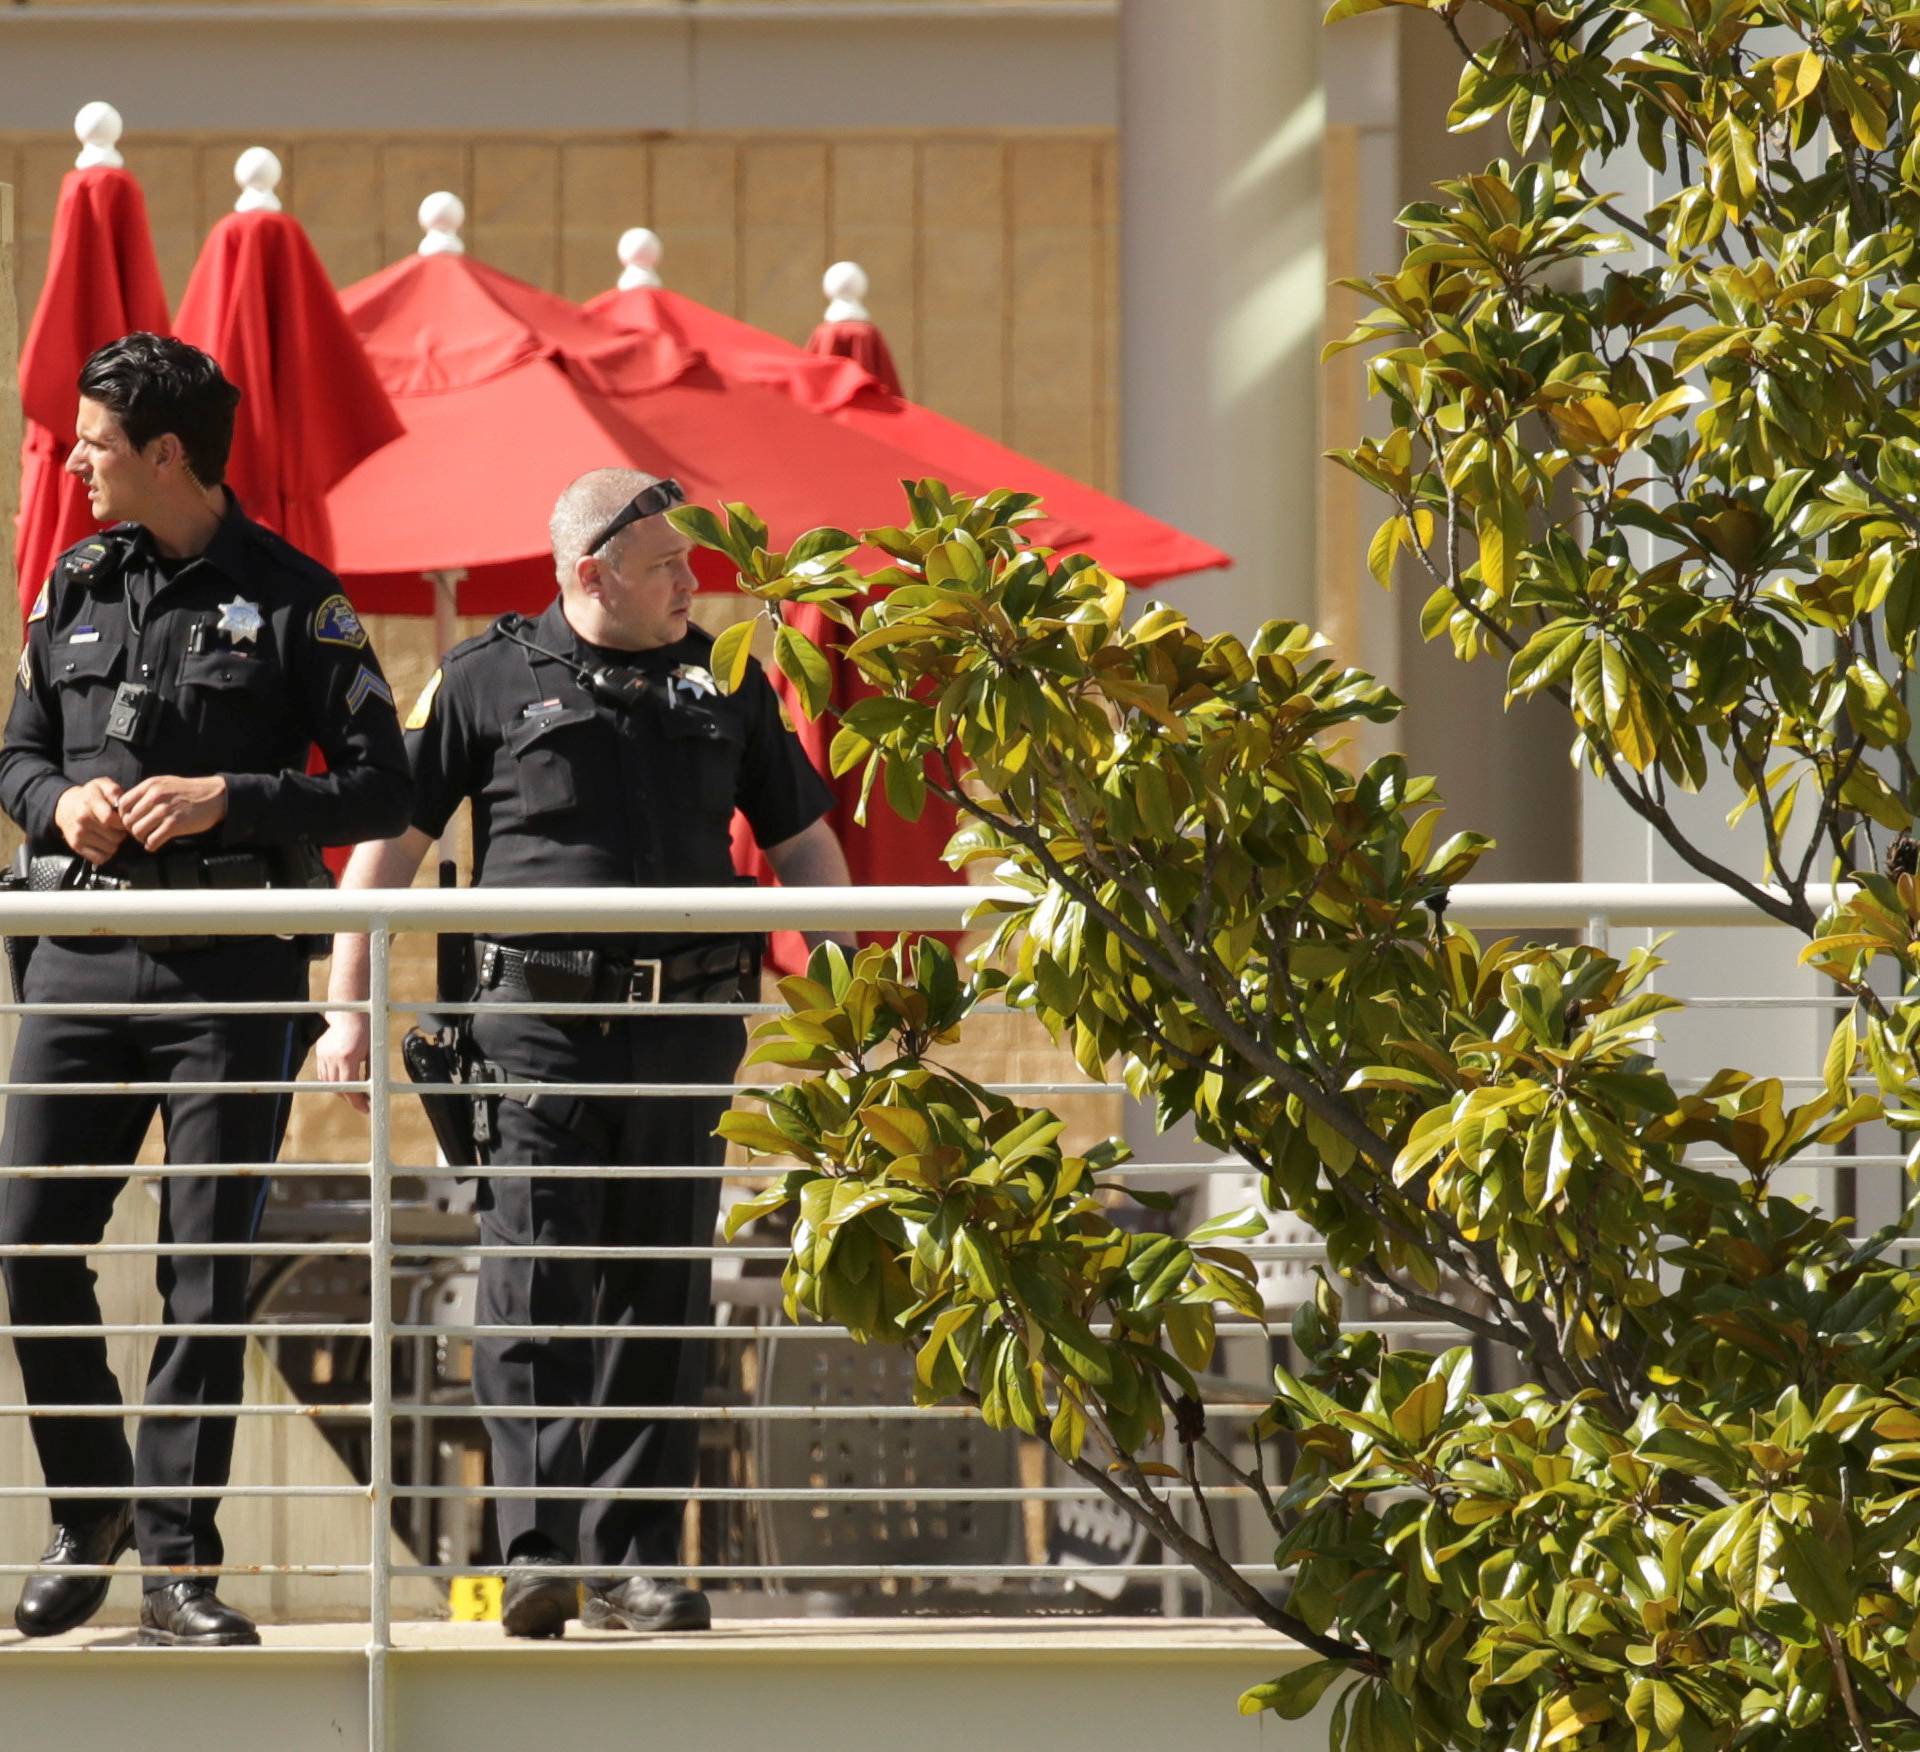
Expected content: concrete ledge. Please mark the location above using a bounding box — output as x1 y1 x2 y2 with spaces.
0 1618 1323 1751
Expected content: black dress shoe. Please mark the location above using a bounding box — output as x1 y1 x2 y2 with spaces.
580 1575 710 1632
14 1505 134 1638
137 1580 260 1647
500 1554 576 1640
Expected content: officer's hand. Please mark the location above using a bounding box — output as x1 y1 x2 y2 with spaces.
315 1012 372 1114
53 776 128 865
118 774 229 851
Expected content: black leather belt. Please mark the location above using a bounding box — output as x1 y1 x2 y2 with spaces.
24 849 294 951
475 938 760 1008
58 850 280 892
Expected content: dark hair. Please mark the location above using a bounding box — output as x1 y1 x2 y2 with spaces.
77 332 242 486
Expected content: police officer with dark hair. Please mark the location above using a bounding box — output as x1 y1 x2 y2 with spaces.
0 332 412 1646
317 466 849 1639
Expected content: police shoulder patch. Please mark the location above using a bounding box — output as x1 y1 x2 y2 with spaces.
313 594 368 649
405 667 443 732
26 583 48 624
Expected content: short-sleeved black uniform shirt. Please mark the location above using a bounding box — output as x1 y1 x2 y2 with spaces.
405 597 832 956
0 503 412 857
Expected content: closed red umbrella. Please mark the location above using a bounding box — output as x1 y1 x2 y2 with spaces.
805 259 905 396
171 150 402 570
14 103 171 617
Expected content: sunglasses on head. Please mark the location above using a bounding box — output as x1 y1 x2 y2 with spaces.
585 477 687 555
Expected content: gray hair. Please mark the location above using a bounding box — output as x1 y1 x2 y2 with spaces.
549 466 662 588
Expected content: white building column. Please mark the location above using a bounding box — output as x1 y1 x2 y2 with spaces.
1118 0 1323 635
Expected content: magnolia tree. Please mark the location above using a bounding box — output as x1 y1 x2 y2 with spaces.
662 4 1920 1745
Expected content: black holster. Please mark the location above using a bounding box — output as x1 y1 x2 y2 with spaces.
402 861 498 1170
0 846 37 999
402 1024 498 1171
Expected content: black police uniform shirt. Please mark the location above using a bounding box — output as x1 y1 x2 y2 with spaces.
404 597 833 956
0 502 413 859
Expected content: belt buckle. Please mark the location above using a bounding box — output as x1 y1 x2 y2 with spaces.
627 958 664 1005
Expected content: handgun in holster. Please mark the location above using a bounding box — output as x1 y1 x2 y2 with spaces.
401 860 500 1170
0 845 84 1000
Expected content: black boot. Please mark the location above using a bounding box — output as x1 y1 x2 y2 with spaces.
137 1579 260 1647
580 1575 710 1632
500 1553 576 1640
13 1505 133 1638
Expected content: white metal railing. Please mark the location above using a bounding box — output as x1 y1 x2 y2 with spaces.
0 881 1868 1748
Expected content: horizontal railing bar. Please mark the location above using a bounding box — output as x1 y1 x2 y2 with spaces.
0 1485 368 1499
392 1563 1285 1580
390 1485 1257 1502
0 1157 1893 1182
1683 997 1851 1010
389 1242 1330 1261
387 1319 1459 1340
0 1079 1118 1099
0 1404 369 1417
0 1163 375 1178
0 1402 1267 1421
401 1081 1124 1099
391 1403 1267 1421
0 1317 1453 1341
0 999 356 1017
0 1323 373 1338
0 884 1001 935
0 1080 352 1096
0 881 1839 935
0 1563 370 1577
0 1243 372 1257
0 1241 1319 1261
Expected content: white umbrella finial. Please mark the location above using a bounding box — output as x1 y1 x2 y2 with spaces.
233 147 283 213
822 259 871 323
74 102 125 171
616 226 663 291
417 191 467 257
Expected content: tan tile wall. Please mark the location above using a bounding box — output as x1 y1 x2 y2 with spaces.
0 132 1123 1169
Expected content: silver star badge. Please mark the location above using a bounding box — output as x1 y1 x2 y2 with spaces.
217 596 263 644
673 664 718 699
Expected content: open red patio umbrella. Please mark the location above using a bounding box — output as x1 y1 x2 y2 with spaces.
172 150 403 571
589 246 1230 588
14 103 171 616
327 201 1003 615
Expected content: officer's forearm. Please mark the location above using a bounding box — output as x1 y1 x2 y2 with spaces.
764 819 855 949
326 829 435 1002
223 761 414 849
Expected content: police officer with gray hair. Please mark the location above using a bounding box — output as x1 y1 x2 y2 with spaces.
317 466 848 1639
0 333 411 1646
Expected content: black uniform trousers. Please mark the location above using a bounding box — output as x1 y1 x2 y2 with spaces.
469 996 742 1573
0 936 306 1586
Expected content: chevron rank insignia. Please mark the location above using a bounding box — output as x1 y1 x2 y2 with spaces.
313 594 368 649
345 665 394 715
